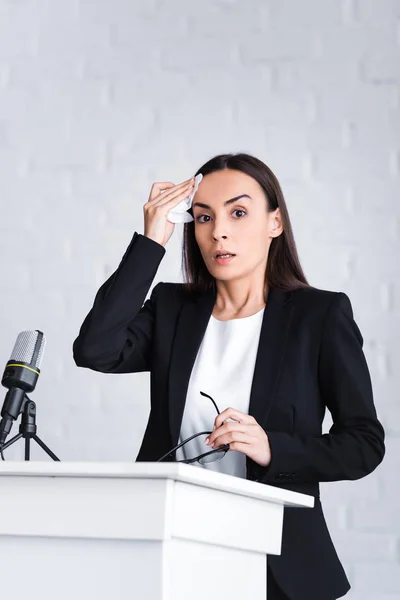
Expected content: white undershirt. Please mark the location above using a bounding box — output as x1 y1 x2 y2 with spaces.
175 306 265 478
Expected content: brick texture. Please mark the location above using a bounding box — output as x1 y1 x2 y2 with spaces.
0 1 398 597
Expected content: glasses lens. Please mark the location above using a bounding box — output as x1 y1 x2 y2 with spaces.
198 449 227 464
180 434 227 464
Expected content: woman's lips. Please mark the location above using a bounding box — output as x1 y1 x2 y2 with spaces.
215 255 236 265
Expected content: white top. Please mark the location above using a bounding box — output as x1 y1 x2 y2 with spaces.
175 307 265 478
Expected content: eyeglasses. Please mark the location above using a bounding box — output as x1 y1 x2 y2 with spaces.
156 391 230 465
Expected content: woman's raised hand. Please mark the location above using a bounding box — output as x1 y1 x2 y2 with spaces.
143 177 195 247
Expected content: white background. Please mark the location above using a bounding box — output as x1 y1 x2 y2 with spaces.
0 1 398 598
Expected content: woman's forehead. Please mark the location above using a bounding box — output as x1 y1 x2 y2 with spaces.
195 170 262 200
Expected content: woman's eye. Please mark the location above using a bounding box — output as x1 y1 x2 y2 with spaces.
195 209 246 223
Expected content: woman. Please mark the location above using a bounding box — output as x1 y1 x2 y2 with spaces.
73 153 385 600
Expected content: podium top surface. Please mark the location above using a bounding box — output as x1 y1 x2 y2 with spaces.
0 461 314 508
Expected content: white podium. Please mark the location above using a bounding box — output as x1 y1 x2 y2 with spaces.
0 462 313 599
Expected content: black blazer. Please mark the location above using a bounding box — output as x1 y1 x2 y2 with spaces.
73 231 385 600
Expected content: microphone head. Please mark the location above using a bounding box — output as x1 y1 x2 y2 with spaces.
9 330 46 369
2 330 46 392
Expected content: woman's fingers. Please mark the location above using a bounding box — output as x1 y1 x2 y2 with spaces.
209 429 257 449
205 421 256 446
143 176 195 247
214 407 257 429
148 178 194 203
154 180 194 208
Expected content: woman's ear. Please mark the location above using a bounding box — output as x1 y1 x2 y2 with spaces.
270 207 284 238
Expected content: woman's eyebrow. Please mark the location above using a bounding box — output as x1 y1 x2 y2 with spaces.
192 194 252 210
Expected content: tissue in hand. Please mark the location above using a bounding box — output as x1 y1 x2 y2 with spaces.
167 173 203 223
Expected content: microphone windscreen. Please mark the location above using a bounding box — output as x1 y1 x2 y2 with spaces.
9 331 47 368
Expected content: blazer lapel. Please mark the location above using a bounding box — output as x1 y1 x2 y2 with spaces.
248 288 294 429
168 286 295 450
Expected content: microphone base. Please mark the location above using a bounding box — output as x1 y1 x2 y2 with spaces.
0 397 60 461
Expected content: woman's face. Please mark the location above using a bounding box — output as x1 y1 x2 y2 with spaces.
192 169 282 281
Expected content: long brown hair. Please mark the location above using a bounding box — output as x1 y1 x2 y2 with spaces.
182 152 310 297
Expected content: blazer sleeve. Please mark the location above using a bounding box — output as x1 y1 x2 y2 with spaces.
73 231 166 374
251 292 386 484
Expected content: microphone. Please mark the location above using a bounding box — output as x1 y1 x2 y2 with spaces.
0 330 46 446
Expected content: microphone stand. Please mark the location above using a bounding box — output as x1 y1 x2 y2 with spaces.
0 394 60 461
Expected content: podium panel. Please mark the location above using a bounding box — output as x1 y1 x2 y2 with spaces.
0 462 314 599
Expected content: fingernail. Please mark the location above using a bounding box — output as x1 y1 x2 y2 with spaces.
204 437 209 445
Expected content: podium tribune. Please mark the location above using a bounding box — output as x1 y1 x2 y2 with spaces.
0 462 313 599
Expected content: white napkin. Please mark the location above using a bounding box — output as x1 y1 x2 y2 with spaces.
167 173 203 223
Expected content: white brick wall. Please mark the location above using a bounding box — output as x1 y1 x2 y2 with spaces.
0 1 398 597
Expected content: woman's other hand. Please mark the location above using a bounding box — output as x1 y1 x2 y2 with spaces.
205 407 272 468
